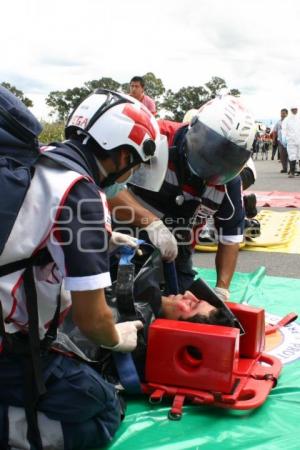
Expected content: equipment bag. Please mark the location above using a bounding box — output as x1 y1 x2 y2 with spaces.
0 86 47 449
0 86 94 255
0 86 43 255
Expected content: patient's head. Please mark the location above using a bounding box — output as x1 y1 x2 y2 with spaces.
182 307 236 327
160 291 235 328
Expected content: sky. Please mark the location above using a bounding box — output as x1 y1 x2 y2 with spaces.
2 0 300 125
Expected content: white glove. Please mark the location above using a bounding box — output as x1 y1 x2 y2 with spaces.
144 220 178 261
214 287 230 302
101 321 144 353
109 231 139 252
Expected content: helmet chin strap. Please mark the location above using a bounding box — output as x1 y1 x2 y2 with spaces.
94 152 139 188
82 135 115 185
94 155 109 178
81 134 107 178
94 157 119 188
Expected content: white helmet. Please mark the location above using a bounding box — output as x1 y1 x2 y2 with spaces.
185 95 256 185
182 109 199 124
65 89 168 191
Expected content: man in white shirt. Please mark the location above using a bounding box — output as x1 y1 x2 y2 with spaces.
281 106 300 177
272 108 288 173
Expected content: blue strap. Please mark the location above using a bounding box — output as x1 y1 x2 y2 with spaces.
118 240 144 266
112 352 142 394
113 240 145 394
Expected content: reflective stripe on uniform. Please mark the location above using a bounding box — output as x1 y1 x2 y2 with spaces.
8 406 64 450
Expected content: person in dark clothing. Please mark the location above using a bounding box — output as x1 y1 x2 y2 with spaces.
272 108 289 172
0 88 167 450
108 95 256 302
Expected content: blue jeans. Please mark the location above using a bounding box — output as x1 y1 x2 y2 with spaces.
0 352 121 449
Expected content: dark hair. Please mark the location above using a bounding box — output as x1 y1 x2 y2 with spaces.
181 308 236 328
130 76 145 88
281 108 288 114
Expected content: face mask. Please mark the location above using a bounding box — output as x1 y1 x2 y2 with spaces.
104 181 127 199
103 168 135 198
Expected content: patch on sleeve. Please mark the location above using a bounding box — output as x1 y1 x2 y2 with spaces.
99 190 112 233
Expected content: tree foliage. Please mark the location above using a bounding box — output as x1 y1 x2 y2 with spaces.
142 72 165 100
39 121 65 144
1 82 33 107
160 76 240 121
44 74 241 122
84 77 121 92
205 76 227 97
46 77 122 121
1 75 242 142
46 87 89 121
162 86 210 121
229 88 241 97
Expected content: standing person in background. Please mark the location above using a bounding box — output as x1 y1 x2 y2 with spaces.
261 127 272 160
272 108 288 173
252 129 261 160
129 76 157 116
282 106 300 178
271 129 279 160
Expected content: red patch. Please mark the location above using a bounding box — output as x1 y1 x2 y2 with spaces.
123 104 157 145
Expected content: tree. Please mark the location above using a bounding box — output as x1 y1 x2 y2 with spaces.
229 88 241 97
46 77 122 120
204 77 240 98
46 86 89 121
142 72 165 100
204 76 227 98
160 76 242 120
159 89 177 119
1 82 33 107
161 86 210 121
121 82 129 94
84 77 121 92
44 73 242 122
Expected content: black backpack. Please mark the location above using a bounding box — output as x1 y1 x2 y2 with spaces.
0 86 44 254
0 86 96 256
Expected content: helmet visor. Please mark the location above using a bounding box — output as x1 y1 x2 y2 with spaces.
186 120 251 185
129 135 168 192
190 278 245 335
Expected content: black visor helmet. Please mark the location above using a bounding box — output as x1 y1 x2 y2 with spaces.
185 96 255 185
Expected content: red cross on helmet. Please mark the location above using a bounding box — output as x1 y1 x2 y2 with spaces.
65 89 168 191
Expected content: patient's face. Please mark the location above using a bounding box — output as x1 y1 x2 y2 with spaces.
162 291 216 321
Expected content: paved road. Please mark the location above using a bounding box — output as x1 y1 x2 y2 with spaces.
193 158 300 278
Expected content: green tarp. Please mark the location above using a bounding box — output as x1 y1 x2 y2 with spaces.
102 267 300 450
